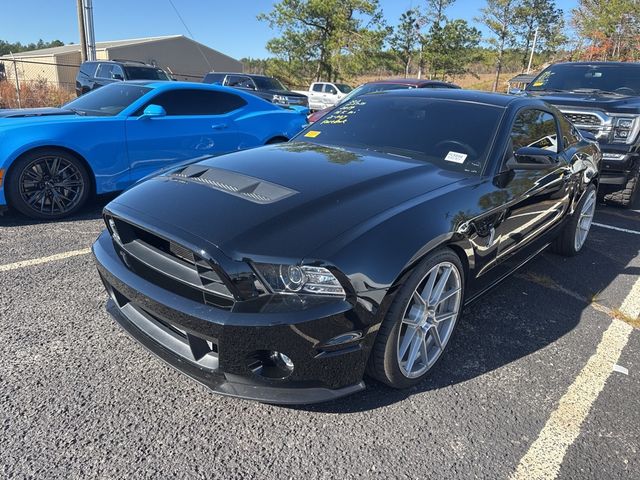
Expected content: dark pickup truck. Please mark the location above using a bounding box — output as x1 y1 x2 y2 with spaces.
525 62 640 207
202 72 308 109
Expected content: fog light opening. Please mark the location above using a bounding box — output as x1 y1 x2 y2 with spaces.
247 350 295 379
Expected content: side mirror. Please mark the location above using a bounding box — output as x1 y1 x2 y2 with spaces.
112 73 124 81
138 104 166 120
508 87 523 95
579 129 597 142
506 146 559 170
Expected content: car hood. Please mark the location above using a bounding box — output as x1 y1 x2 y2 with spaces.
0 107 75 118
526 91 640 114
108 143 466 261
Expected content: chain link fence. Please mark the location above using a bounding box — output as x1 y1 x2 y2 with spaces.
0 57 205 109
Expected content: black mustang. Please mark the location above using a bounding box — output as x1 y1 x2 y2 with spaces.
93 90 601 404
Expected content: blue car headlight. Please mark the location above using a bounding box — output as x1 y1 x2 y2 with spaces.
253 263 345 296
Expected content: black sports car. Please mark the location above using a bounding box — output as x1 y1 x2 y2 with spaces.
93 90 601 404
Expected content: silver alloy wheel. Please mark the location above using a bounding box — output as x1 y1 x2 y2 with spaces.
574 189 596 251
396 261 462 379
18 156 85 216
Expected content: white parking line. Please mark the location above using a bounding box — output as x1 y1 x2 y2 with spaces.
592 222 640 235
511 276 639 480
0 248 91 272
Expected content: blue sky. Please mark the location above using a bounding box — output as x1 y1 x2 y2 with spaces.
2 0 578 59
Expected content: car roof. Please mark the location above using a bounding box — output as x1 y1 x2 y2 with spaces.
83 60 159 67
370 88 529 108
365 78 456 87
205 72 272 79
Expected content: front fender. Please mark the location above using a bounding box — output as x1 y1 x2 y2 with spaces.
0 117 129 194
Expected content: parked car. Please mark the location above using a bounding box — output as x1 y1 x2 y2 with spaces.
93 89 600 404
293 82 353 111
202 72 309 109
76 60 171 96
0 81 307 219
307 78 460 123
526 61 640 207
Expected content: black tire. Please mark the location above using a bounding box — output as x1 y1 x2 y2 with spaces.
367 248 465 389
551 184 597 257
6 148 91 220
603 163 639 208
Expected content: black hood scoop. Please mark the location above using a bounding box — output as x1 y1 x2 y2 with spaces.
168 165 298 205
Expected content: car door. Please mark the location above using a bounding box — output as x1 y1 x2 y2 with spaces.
323 84 339 108
309 83 325 110
125 88 248 182
492 108 573 268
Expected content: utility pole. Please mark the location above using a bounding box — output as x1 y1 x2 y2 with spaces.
83 0 96 61
76 0 87 62
526 26 539 74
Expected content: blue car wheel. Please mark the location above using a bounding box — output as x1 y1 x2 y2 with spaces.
7 149 91 220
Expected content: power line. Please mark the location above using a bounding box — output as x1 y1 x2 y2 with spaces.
167 0 213 71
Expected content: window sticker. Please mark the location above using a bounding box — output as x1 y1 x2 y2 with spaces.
320 99 366 125
444 151 467 163
304 130 321 138
532 81 544 86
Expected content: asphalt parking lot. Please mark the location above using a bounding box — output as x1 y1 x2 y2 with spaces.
1 194 639 479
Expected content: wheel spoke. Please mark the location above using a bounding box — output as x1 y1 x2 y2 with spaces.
430 325 443 349
405 334 422 373
435 287 460 307
430 265 452 305
420 266 439 303
434 311 456 324
398 326 418 359
412 290 427 307
420 336 429 366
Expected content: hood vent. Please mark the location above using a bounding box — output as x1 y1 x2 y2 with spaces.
168 165 298 205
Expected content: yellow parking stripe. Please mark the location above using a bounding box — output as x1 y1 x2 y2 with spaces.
0 248 91 272
511 277 639 480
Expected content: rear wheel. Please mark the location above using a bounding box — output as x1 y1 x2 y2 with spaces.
603 163 639 208
368 249 464 388
265 136 288 145
7 149 90 220
551 185 597 257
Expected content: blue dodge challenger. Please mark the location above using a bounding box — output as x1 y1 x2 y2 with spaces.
0 81 308 219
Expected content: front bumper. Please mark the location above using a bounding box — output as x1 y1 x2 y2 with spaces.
93 230 373 404
600 149 638 186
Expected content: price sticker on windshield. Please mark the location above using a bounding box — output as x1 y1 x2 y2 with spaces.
445 151 467 164
304 130 321 138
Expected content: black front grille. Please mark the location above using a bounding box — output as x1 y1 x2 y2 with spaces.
107 216 234 309
563 112 602 126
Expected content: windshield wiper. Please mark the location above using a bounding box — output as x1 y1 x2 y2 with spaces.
66 108 87 116
570 88 624 96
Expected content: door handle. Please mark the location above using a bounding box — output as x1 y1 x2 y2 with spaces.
212 123 228 130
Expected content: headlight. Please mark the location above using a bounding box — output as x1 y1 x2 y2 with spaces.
610 115 640 144
253 263 345 296
272 94 289 106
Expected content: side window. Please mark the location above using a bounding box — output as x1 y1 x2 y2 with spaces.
226 75 255 89
312 83 324 92
559 115 581 149
111 64 125 80
325 84 337 94
80 62 98 76
136 89 247 116
203 73 225 84
95 64 113 79
509 109 559 156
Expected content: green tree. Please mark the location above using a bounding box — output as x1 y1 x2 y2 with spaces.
429 20 482 80
478 0 520 92
389 8 422 77
420 0 456 78
258 0 388 85
515 0 566 71
0 39 64 56
572 0 640 60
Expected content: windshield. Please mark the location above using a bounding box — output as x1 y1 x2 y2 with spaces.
253 76 287 91
294 95 503 175
124 66 170 81
527 63 640 95
63 83 151 116
335 83 353 94
338 82 414 106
